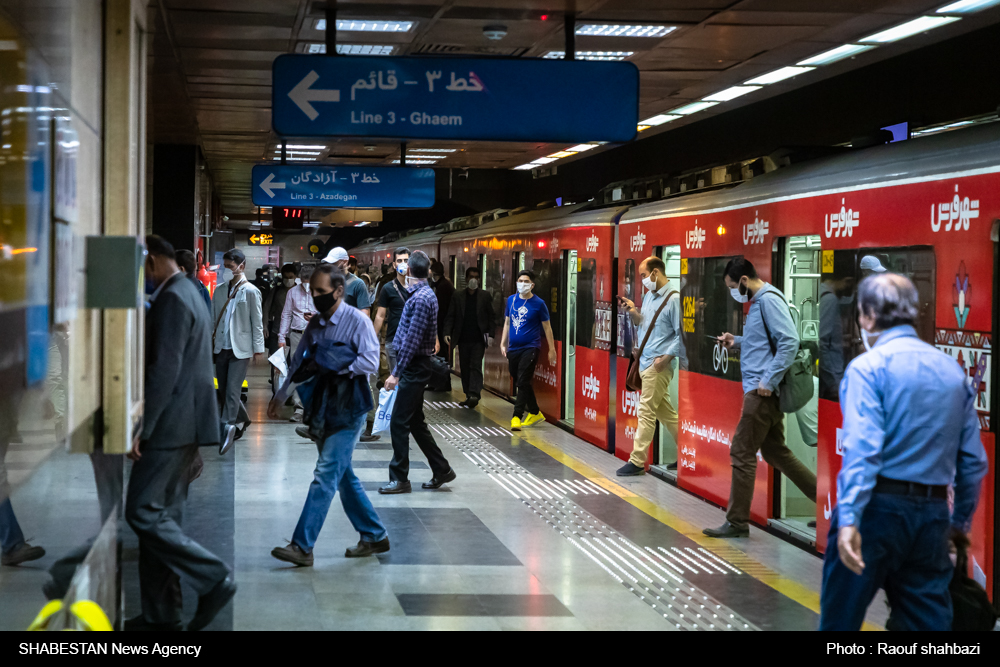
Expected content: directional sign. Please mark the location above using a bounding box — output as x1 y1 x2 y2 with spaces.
272 55 638 143
248 232 273 246
251 164 435 208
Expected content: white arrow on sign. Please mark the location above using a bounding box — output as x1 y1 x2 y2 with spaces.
289 70 340 120
259 173 286 199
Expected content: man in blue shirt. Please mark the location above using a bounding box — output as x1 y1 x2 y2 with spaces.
705 257 817 538
500 270 557 431
819 273 987 630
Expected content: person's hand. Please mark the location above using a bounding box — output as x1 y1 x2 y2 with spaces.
548 348 557 366
718 333 735 349
267 397 281 420
500 343 507 358
653 355 667 373
757 382 772 397
434 339 440 355
619 296 634 310
385 375 399 391
837 525 865 575
128 435 142 462
253 352 266 364
279 341 286 348
304 312 314 321
949 526 971 553
444 335 451 345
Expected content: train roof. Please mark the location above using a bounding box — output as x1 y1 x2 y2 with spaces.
621 122 1000 224
442 202 629 242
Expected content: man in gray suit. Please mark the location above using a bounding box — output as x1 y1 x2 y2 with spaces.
125 236 236 632
211 248 265 441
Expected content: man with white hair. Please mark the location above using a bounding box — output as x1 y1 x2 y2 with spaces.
819 272 988 630
323 247 371 316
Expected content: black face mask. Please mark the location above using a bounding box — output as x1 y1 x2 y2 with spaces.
312 291 337 314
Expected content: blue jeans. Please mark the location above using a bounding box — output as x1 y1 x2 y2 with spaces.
292 413 388 552
0 497 25 554
819 493 953 630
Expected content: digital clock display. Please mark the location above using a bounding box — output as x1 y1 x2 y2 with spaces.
273 207 307 230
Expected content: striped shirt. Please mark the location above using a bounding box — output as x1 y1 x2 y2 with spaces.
391 280 437 376
279 283 317 344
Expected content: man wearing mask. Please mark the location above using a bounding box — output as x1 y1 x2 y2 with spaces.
176 249 212 314
322 247 371 315
429 260 454 359
500 270 557 431
706 257 816 538
615 257 680 476
278 266 317 419
268 265 389 566
443 266 494 408
263 264 298 359
378 251 456 495
127 236 235 631
212 248 265 441
373 248 411 379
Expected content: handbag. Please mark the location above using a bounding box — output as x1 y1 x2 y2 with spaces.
625 290 676 392
758 291 815 413
950 540 998 630
426 354 452 391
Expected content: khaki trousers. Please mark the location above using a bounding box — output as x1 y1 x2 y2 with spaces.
725 391 817 530
629 364 678 467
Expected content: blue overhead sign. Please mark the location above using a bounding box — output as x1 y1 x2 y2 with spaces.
251 165 435 208
272 55 638 143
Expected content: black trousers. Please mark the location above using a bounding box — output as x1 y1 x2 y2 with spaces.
507 347 539 418
389 356 451 483
457 339 485 401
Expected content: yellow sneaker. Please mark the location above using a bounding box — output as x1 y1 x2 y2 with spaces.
522 412 545 427
511 417 522 431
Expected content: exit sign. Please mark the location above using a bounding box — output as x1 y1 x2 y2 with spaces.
249 232 273 246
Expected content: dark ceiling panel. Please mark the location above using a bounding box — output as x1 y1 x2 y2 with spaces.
665 24 826 60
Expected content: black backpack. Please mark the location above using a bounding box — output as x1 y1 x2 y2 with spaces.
950 542 998 630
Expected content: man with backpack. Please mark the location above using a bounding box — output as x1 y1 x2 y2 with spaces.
615 256 680 477
705 257 816 538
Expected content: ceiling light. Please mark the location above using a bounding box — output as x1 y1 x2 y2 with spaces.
531 157 557 164
575 24 676 38
937 0 1000 12
543 51 634 61
314 19 414 32
284 144 326 150
640 114 680 126
859 16 960 43
744 66 815 85
306 43 396 55
548 151 577 158
703 85 761 102
512 164 535 170
796 44 876 66
391 159 437 164
405 148 456 153
671 101 719 115
567 144 598 152
273 150 321 156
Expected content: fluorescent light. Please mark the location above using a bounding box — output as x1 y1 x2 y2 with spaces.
405 148 456 153
567 144 598 152
797 44 875 66
745 66 815 85
703 85 761 102
391 159 437 164
672 101 718 115
306 43 396 55
860 16 960 43
542 51 634 61
640 114 680 126
575 24 676 38
512 164 536 170
285 144 326 150
273 150 321 155
938 0 1000 12
531 157 557 164
315 19 414 32
548 151 577 158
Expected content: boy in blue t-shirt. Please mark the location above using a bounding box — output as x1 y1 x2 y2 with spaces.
500 270 557 430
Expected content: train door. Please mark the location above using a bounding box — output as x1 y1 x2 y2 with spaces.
564 249 578 425
449 255 457 287
772 234 821 542
650 245 683 476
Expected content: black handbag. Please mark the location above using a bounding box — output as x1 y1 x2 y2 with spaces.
426 354 452 391
950 541 998 630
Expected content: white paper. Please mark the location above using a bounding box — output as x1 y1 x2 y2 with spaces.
268 348 288 378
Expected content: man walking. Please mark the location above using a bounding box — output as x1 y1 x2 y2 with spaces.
176 249 212 314
373 248 411 385
500 270 557 431
378 251 456 495
1 393 45 567
443 266 494 408
705 257 816 538
819 273 987 630
322 247 371 315
429 260 455 359
615 257 680 476
268 265 390 565
126 236 235 632
279 266 317 357
211 248 264 440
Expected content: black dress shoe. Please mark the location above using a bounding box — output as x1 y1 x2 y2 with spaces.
378 480 412 495
422 468 457 489
295 425 319 442
124 615 183 632
359 433 380 442
271 543 314 567
1 542 45 566
345 538 390 558
466 398 479 409
702 522 749 538
615 462 645 477
187 576 237 631
219 425 237 455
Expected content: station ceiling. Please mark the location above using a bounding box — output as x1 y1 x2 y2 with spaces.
146 0 999 217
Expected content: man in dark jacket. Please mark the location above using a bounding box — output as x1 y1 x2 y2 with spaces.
443 266 494 409
125 236 236 632
176 249 211 315
429 260 454 359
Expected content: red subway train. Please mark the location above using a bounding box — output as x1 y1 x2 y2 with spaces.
352 123 999 597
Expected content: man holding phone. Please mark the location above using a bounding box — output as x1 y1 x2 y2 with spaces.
616 257 680 477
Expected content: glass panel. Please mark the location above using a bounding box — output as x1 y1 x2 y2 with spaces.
680 257 744 382
564 250 578 424
531 258 560 340
577 258 597 348
658 245 682 467
617 258 636 358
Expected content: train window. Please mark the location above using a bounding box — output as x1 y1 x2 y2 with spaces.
487 256 506 334
680 257 744 382
577 258 598 348
618 259 637 358
531 258 561 340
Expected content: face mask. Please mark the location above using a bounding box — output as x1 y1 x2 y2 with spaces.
641 275 656 291
396 262 408 275
730 280 750 304
467 279 479 291
221 268 234 283
430 275 439 283
284 278 296 288
861 329 878 352
516 282 532 295
312 291 336 314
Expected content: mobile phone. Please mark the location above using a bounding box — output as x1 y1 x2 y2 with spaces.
705 335 722 341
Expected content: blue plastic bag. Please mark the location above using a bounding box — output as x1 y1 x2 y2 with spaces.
372 388 396 433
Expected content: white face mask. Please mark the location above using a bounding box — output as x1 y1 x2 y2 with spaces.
730 280 749 304
284 278 296 288
861 328 878 352
516 282 532 295
396 262 408 275
221 268 234 283
641 275 656 291
467 278 479 291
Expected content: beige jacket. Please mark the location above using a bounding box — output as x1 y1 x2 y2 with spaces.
212 279 265 359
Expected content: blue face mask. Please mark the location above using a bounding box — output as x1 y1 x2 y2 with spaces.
145 277 155 295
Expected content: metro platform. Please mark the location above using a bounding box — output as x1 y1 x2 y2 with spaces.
0 367 889 631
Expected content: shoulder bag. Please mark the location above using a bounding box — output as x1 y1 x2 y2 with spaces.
758 290 814 413
625 290 677 392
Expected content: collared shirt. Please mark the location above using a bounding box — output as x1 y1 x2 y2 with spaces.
732 283 798 395
279 283 317 344
837 325 987 530
276 302 379 404
391 280 437 376
636 281 680 372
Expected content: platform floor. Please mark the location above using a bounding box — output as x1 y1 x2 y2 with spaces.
1 366 889 631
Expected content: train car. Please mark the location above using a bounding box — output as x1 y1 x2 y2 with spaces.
617 123 999 597
439 203 628 449
351 236 385 278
